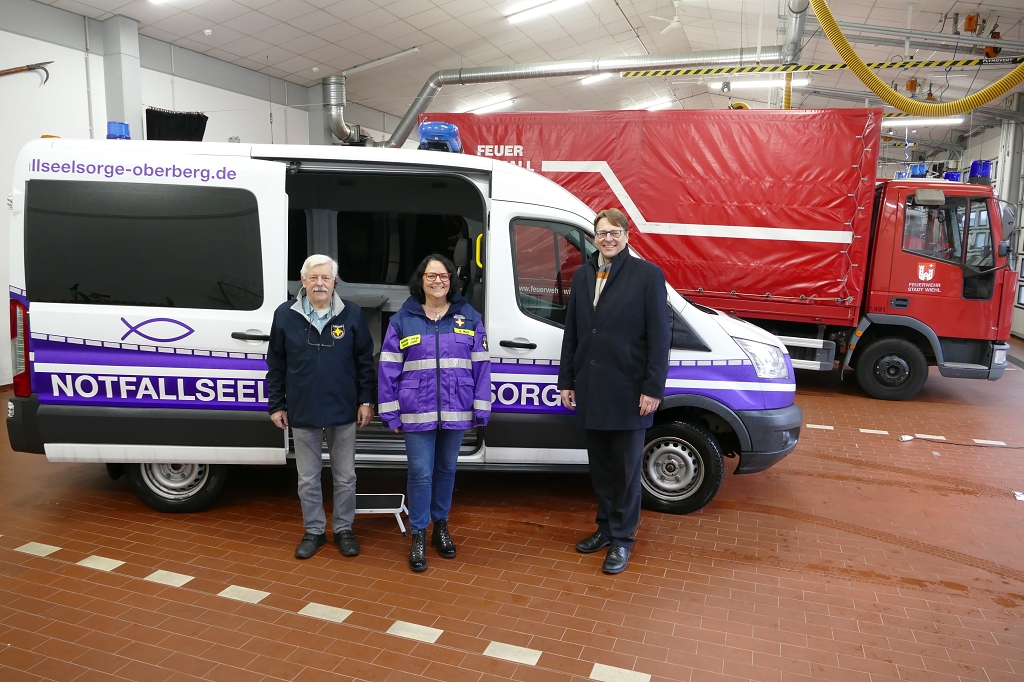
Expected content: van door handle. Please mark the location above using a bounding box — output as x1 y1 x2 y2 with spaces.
890 297 910 309
500 339 537 349
232 331 271 341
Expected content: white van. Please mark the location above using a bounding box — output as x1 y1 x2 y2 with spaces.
7 138 802 514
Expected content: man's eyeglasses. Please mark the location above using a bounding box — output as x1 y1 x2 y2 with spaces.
424 273 451 282
307 323 335 348
303 274 335 284
595 229 625 240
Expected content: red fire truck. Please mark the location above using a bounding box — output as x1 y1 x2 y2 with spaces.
427 108 1017 400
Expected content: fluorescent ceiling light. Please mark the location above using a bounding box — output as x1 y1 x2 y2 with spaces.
462 98 517 114
580 73 613 85
645 100 674 111
881 117 965 127
708 78 810 90
507 0 588 24
342 47 420 76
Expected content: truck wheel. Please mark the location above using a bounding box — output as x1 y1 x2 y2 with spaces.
854 338 928 401
640 422 724 515
125 463 228 513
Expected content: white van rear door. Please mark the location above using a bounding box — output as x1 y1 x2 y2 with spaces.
23 149 286 457
485 199 594 464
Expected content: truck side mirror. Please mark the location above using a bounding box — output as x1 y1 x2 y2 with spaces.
913 189 945 205
998 240 1010 258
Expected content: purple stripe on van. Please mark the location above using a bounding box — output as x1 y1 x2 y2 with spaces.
32 338 266 370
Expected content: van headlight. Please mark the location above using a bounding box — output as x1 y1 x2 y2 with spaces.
734 338 789 379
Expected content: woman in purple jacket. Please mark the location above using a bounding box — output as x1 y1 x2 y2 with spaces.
378 254 491 572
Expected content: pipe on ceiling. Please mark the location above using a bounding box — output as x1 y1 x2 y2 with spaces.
323 75 360 144
781 0 810 65
380 45 785 148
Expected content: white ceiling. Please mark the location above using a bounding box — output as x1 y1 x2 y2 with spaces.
39 0 1024 119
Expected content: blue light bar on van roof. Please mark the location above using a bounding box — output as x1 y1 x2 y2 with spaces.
418 121 463 153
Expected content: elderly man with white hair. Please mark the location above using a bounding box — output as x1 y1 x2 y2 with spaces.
267 254 376 560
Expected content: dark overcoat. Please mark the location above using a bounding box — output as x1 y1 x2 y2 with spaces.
557 249 670 431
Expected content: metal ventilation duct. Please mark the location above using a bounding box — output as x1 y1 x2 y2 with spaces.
380 45 785 148
322 75 359 144
781 0 810 65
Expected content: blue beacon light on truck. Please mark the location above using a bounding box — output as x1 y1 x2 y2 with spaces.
418 121 463 153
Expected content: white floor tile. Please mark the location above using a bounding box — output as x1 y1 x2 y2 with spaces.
386 620 443 644
143 570 194 587
218 585 269 604
590 663 652 682
299 602 353 623
483 641 542 665
77 555 125 571
14 542 60 557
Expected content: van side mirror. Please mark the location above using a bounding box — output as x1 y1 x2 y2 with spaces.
998 240 1010 258
913 189 945 205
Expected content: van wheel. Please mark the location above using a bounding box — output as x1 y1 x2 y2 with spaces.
640 422 724 515
125 463 228 513
854 338 928 401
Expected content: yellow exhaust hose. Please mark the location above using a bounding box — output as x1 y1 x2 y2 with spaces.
809 0 1024 116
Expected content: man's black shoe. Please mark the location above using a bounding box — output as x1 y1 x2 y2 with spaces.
575 530 611 554
431 519 456 558
410 530 428 572
295 532 327 559
602 546 630 574
335 530 360 557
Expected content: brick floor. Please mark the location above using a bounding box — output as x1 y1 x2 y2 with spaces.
2 355 1024 682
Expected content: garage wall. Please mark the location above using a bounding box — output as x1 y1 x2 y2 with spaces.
140 69 308 146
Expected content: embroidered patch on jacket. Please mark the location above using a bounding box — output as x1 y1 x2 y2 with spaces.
331 324 345 339
453 328 475 337
454 314 466 327
400 334 421 349
482 335 487 350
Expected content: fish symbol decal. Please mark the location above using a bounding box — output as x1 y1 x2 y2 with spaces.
120 317 196 343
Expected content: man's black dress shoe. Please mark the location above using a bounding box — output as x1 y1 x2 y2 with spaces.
335 530 360 557
431 519 456 558
409 530 428 572
295 532 327 559
575 530 611 554
602 546 630 574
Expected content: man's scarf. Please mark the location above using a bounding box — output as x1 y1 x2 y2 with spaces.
593 254 613 307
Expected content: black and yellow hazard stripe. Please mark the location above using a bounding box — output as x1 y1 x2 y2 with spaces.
620 56 1024 78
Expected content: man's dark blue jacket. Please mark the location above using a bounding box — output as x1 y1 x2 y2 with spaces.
266 291 375 429
557 249 670 431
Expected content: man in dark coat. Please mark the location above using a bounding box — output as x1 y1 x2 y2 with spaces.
267 254 375 560
558 208 670 574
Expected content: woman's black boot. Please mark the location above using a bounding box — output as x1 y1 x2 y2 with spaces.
409 530 428 572
431 519 457 558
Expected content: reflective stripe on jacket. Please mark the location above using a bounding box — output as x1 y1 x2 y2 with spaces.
378 295 490 432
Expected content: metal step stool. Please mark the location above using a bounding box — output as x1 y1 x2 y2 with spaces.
354 493 408 536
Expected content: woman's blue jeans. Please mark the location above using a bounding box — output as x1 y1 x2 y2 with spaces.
404 428 464 533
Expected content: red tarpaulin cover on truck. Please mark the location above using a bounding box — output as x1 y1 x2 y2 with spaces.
422 109 882 326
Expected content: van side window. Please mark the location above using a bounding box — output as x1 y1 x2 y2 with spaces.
902 195 966 264
669 307 710 351
287 209 309 282
25 180 263 310
511 219 585 327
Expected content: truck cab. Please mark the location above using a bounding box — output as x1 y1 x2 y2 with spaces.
849 180 1014 397
7 138 801 514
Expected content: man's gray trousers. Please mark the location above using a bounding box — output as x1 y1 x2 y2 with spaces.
293 423 357 536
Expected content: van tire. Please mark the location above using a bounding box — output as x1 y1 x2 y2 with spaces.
640 422 724 515
854 338 928 401
126 463 228 513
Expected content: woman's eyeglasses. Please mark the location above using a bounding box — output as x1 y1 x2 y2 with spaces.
424 273 451 282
